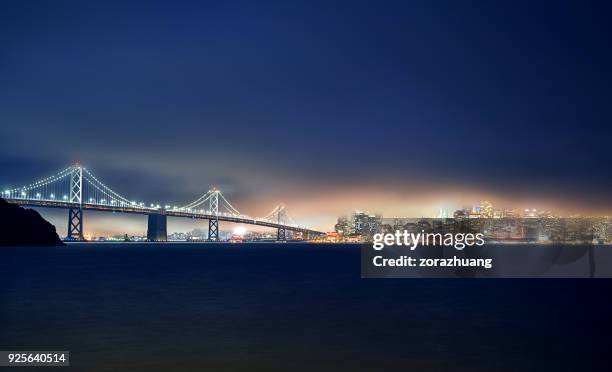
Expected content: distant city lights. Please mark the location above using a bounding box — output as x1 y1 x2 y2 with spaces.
233 226 246 236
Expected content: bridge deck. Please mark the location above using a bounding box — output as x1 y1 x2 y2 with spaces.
5 198 323 235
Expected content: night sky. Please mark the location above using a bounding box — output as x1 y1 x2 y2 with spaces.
1 0 611 233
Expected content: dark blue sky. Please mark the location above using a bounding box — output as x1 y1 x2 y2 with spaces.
1 0 612 229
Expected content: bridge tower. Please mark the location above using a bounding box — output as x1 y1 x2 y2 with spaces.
208 190 219 241
147 213 167 242
277 205 287 241
67 164 84 241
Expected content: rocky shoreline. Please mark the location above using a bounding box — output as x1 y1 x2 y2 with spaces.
0 198 64 246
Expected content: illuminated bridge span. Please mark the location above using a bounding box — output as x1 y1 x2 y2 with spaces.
2 164 324 241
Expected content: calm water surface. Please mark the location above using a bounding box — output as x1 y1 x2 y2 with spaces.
0 243 609 371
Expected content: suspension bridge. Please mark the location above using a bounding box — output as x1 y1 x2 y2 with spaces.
1 164 324 241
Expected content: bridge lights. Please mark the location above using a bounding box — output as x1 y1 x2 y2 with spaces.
36 193 41 198
50 193 55 199
63 195 68 200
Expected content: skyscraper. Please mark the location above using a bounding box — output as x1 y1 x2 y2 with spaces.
480 201 494 219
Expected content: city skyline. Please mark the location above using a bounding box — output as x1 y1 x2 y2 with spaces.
2 1 612 234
